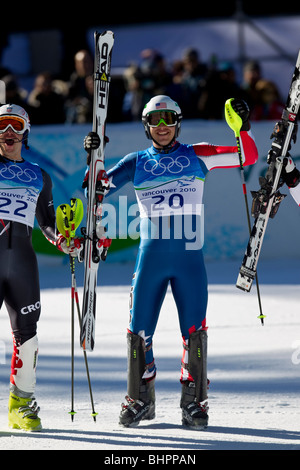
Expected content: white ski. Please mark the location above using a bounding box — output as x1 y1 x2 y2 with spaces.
80 30 114 351
236 49 300 292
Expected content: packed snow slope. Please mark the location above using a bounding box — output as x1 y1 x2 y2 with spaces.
0 258 300 451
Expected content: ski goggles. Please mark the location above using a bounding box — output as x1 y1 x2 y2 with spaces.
147 111 177 127
0 116 27 134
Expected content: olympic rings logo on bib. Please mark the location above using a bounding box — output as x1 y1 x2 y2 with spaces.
144 156 190 176
0 164 38 183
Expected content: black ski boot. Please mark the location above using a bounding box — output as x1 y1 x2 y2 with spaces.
119 331 155 427
180 329 209 429
119 377 155 427
180 381 209 429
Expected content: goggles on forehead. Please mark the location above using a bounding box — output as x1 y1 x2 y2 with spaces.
147 111 177 127
0 116 26 134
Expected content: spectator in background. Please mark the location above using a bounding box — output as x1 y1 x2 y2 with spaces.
122 62 141 121
65 49 94 123
241 60 262 112
1 74 28 110
175 48 208 119
250 79 285 121
122 49 173 121
198 62 247 119
107 70 127 123
3 40 285 126
171 60 185 86
27 72 66 125
139 49 172 94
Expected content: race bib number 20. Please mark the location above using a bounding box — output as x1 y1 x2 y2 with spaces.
136 177 204 218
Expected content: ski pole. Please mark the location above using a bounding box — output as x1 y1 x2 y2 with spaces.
71 256 98 421
69 199 98 422
69 254 76 421
56 199 98 420
59 204 77 419
225 99 265 325
58 203 77 420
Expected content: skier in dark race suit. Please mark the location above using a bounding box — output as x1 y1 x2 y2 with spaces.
0 104 76 431
84 95 259 429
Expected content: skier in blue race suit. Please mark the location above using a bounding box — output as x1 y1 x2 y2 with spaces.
84 95 258 429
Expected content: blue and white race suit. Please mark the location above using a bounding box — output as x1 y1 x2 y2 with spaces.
107 131 258 380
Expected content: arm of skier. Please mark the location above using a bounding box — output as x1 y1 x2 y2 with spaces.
106 152 137 195
193 130 258 170
82 131 137 196
193 99 258 170
35 170 83 257
279 156 300 205
35 169 57 245
289 184 300 205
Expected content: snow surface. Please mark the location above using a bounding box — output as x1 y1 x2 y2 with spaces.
0 257 300 451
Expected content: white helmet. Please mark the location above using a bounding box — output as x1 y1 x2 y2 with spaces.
0 104 31 148
0 104 31 133
142 95 182 144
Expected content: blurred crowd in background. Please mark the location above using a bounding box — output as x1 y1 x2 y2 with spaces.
0 45 285 125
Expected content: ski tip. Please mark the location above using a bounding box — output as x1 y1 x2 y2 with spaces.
236 283 252 292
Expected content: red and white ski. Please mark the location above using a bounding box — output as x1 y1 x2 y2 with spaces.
80 30 114 351
237 49 300 292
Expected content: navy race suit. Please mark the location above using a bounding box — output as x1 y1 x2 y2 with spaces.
107 131 258 380
0 155 56 349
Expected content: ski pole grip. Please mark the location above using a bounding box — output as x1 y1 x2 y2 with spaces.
224 98 243 138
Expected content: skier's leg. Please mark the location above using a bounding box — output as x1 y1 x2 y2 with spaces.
8 334 41 431
171 249 208 339
119 331 155 427
128 248 169 377
5 248 41 396
170 249 209 428
5 243 42 431
120 248 169 427
180 329 209 428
